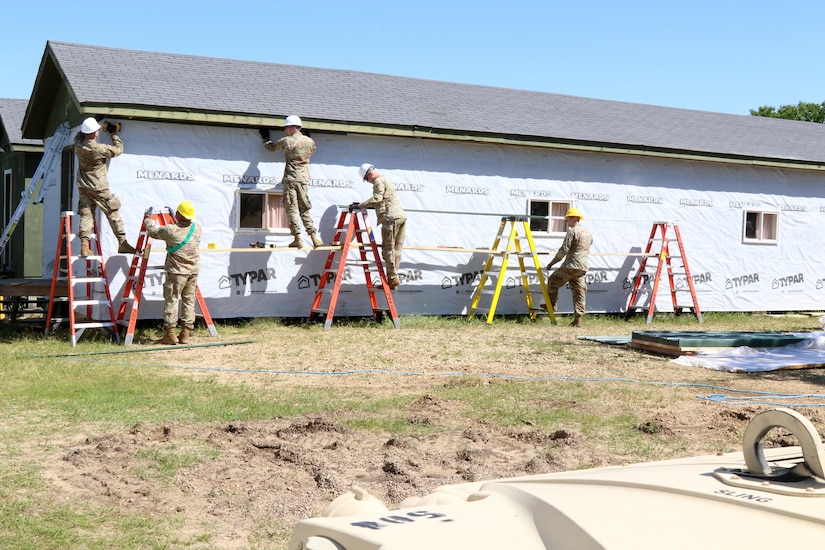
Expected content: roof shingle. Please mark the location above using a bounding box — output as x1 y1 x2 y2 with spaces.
40 41 825 164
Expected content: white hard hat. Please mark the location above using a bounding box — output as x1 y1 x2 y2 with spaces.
284 115 302 127
359 163 374 180
80 117 101 134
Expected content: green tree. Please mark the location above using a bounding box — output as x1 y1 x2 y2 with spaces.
750 101 825 123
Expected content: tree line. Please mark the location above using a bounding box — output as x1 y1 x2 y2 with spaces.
750 101 825 122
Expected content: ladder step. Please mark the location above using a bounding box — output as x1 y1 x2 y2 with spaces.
73 277 106 284
74 321 116 329
73 299 111 307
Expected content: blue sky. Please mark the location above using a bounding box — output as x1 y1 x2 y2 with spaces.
2 0 823 116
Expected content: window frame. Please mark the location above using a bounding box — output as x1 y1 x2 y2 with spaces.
528 199 572 236
235 188 290 233
742 210 779 244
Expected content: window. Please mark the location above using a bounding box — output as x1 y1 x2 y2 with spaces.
529 199 571 234
2 170 11 267
60 147 75 212
237 190 288 231
743 211 778 243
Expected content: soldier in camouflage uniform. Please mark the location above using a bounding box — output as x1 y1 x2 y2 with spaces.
74 117 136 256
260 115 322 249
544 208 593 327
144 201 201 345
355 163 407 290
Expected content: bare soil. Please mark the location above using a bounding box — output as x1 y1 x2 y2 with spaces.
33 316 825 548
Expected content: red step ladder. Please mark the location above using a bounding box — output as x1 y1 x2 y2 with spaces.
309 208 400 330
116 207 217 345
625 221 703 324
45 211 120 345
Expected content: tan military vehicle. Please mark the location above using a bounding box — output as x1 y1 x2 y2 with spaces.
289 408 825 549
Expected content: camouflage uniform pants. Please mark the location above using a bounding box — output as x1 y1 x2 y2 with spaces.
164 272 198 329
547 267 587 315
283 181 317 236
77 188 126 241
381 218 406 280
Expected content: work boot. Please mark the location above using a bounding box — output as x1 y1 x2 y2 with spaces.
79 238 92 257
117 238 137 254
310 233 323 248
177 325 191 345
161 326 178 345
288 235 304 249
389 276 401 290
570 314 583 328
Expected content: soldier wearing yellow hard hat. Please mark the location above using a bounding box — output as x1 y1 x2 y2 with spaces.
542 207 592 327
143 200 202 344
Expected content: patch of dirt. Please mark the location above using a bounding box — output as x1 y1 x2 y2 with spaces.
44 414 610 548
31 317 825 548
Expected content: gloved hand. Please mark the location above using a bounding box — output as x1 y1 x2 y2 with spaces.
103 121 121 134
348 202 361 212
258 128 270 142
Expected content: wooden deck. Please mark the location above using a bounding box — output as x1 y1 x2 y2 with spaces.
0 278 66 322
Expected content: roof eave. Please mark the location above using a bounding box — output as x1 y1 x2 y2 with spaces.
78 104 825 173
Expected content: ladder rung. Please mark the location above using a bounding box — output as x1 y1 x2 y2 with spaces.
73 299 111 307
68 255 103 261
73 277 105 284
74 321 116 329
472 307 490 313
311 308 328 314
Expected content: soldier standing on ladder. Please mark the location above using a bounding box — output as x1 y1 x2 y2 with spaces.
259 115 323 249
353 163 407 290
74 117 137 256
542 208 592 327
143 201 201 345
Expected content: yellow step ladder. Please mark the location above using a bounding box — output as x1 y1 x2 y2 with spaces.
468 216 555 324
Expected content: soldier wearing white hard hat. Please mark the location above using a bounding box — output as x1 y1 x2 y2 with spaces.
258 115 322 249
74 116 136 256
352 163 407 290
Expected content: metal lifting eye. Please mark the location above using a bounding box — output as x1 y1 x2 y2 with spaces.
742 408 825 479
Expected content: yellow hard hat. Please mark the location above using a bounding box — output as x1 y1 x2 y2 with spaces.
565 207 583 220
177 200 195 220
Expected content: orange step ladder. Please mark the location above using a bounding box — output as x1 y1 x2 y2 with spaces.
309 207 400 330
116 207 217 345
625 221 703 324
45 211 120 345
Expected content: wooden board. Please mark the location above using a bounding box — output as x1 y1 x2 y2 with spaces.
630 330 808 357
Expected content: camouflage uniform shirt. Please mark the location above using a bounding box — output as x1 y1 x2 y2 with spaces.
550 225 593 271
146 221 202 275
358 175 406 225
264 131 316 183
74 134 124 191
